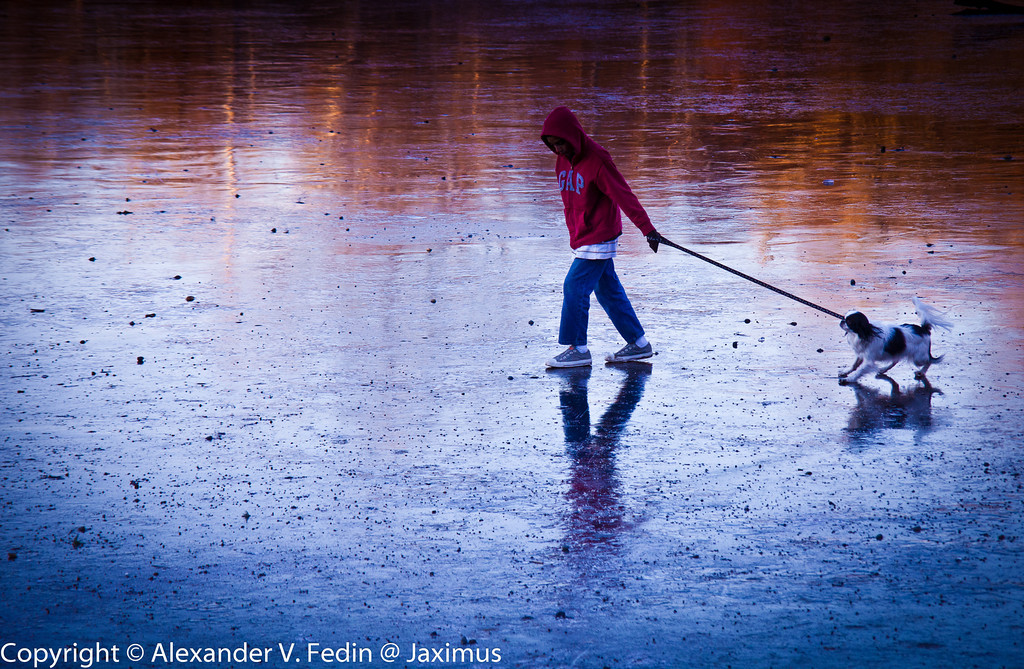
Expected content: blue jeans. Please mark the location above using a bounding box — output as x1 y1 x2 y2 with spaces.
559 258 645 347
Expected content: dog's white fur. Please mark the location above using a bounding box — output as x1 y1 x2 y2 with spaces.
839 297 952 383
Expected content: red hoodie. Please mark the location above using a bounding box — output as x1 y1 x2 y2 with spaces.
541 106 655 249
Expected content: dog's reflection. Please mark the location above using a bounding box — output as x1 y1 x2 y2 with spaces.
843 375 941 446
550 364 651 553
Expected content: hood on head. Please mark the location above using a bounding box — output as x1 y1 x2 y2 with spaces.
541 106 586 156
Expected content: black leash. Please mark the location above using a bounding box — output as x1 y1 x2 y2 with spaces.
652 234 845 320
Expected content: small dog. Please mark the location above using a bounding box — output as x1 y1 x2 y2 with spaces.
839 297 953 384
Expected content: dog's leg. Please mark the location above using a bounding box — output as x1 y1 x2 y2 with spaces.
875 360 899 377
839 357 863 380
849 359 878 383
914 360 931 380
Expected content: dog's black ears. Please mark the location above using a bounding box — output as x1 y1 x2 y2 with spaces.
843 311 875 339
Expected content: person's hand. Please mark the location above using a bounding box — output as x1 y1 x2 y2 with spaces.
646 231 661 253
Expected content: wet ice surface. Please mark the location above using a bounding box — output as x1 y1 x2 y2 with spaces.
2 1 1024 667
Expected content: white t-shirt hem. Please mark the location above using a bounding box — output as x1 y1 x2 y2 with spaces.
574 239 618 259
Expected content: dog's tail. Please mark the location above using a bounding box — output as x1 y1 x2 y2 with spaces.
912 297 954 332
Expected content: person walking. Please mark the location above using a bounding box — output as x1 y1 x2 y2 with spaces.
540 106 661 368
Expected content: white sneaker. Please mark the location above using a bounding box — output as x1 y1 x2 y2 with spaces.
546 346 592 368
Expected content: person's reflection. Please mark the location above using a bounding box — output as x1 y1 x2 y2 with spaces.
843 375 941 447
551 364 651 555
